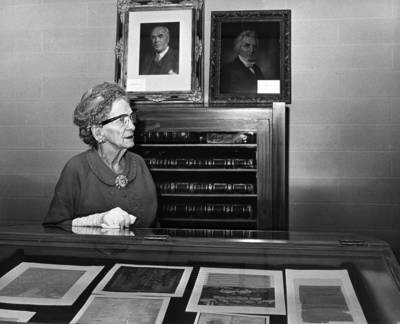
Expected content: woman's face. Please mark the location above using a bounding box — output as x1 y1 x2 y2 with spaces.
101 98 135 150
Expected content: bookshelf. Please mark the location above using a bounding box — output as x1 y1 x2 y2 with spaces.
134 103 287 230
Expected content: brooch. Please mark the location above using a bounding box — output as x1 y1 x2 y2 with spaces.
115 174 128 189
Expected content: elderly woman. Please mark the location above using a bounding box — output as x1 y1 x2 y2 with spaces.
43 82 157 228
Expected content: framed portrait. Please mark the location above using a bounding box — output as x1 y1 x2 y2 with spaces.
115 0 204 104
209 10 291 106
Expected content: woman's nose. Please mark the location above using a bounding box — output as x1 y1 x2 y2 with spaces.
126 119 135 130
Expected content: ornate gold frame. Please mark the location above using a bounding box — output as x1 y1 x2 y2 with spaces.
115 0 204 104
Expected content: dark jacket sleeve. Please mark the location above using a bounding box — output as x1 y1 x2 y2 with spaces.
43 159 80 226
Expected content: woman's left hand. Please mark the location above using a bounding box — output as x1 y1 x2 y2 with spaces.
101 207 136 228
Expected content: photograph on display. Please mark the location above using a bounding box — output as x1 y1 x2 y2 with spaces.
285 269 367 324
93 264 192 297
0 309 36 322
186 267 285 315
209 10 291 105
195 312 269 324
0 262 103 305
115 0 204 103
70 295 170 324
139 22 180 76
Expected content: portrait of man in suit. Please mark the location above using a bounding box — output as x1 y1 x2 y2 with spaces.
218 22 280 95
139 24 179 75
220 30 264 94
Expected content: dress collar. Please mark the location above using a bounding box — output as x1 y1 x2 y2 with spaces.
86 148 137 186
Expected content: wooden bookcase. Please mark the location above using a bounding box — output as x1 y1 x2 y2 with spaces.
133 103 287 230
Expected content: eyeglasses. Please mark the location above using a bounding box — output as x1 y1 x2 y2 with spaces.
100 113 136 127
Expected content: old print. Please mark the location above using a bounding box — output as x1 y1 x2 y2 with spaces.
285 269 367 324
93 264 192 297
0 262 103 305
70 295 170 324
186 267 285 315
0 309 35 322
195 312 269 324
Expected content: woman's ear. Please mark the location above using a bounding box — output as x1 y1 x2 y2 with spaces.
91 126 106 144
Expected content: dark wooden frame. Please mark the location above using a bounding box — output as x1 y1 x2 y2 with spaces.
115 0 204 104
209 10 291 106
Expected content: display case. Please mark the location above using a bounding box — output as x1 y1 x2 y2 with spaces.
0 225 399 323
133 103 287 230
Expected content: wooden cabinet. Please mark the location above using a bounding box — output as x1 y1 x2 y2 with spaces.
134 103 287 230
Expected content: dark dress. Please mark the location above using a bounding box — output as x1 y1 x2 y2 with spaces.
220 57 265 94
43 149 157 227
139 47 179 75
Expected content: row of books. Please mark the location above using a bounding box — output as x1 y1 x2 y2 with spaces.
157 182 255 194
145 158 255 169
137 131 256 144
161 203 254 218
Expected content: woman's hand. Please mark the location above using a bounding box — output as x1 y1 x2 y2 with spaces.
71 207 136 228
101 207 136 229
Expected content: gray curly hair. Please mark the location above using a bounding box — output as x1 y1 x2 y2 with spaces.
73 82 128 148
233 30 259 54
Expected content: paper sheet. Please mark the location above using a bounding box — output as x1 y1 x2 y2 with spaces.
70 295 170 324
186 267 285 315
0 309 35 322
93 263 192 297
285 269 367 324
0 262 103 305
195 312 269 324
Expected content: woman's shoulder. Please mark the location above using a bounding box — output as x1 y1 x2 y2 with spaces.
62 150 92 173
